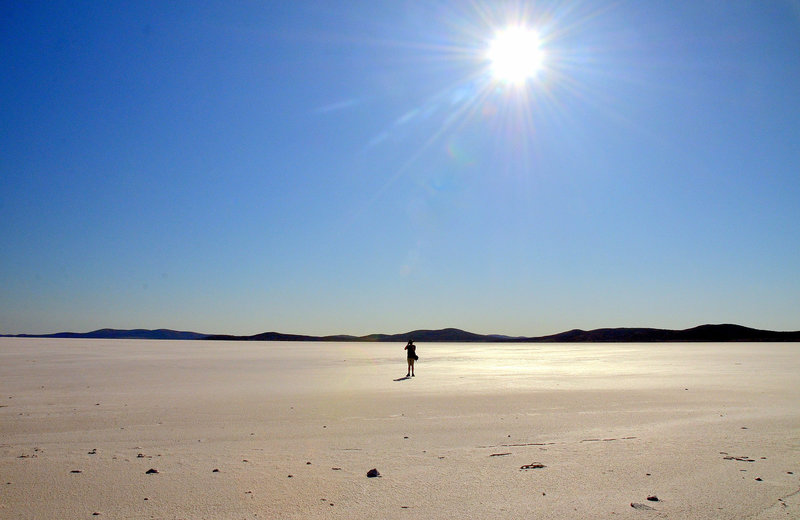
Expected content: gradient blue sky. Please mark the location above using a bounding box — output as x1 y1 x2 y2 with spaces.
2 1 799 336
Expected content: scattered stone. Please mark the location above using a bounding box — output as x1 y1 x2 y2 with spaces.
242 459 248 463
724 456 755 462
631 502 656 511
329 503 334 506
332 467 341 470
306 461 312 465
367 468 380 478
788 471 794 475
741 427 748 430
70 470 82 474
143 498 148 501
401 506 409 509
490 453 512 457
212 469 220 473
88 449 97 455
520 463 546 470
647 495 659 502
288 475 293 478
404 436 409 439
145 468 159 474
92 512 101 516
137 453 145 458
755 477 763 481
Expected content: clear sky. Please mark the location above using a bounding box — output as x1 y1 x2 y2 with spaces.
2 1 799 336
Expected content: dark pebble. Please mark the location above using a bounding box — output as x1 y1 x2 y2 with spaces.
520 463 546 470
70 470 82 474
647 495 659 502
212 469 220 473
145 468 158 474
367 468 380 478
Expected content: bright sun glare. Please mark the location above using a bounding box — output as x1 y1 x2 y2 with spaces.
487 27 544 85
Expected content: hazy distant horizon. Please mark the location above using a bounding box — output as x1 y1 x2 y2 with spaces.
5 322 800 342
2 2 798 337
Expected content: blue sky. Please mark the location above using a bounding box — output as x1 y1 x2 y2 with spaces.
2 1 799 336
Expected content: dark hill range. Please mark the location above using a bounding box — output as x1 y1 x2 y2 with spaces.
529 324 800 342
3 324 799 342
4 328 207 340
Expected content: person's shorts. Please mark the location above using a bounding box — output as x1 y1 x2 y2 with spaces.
407 357 415 365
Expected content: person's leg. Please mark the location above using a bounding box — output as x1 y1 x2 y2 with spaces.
407 359 411 377
409 358 415 377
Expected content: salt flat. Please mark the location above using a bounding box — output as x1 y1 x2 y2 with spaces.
1 338 798 519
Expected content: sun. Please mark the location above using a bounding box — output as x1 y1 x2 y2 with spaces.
487 27 544 85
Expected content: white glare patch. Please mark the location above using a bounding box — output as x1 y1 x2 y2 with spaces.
487 28 544 85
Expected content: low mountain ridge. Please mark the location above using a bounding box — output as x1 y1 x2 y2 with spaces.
3 324 799 342
5 328 207 340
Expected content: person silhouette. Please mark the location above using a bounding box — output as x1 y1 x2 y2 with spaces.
404 340 418 377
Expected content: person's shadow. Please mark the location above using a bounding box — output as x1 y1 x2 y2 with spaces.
393 376 412 381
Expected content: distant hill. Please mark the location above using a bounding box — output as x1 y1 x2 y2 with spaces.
529 324 800 342
3 328 207 340
3 324 799 342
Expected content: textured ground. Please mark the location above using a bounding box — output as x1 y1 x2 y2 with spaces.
1 339 798 519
